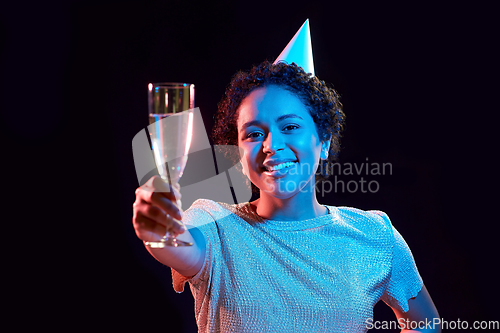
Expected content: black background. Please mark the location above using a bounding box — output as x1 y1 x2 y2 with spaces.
2 1 497 332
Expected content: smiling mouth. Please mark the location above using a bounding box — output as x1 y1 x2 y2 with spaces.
263 161 298 172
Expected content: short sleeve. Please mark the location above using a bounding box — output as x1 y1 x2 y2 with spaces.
372 211 424 313
170 199 220 293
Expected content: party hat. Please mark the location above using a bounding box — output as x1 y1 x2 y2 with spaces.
273 19 315 75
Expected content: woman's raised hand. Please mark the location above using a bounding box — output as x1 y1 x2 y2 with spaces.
132 175 186 243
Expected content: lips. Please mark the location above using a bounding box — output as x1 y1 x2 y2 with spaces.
261 160 298 177
263 161 297 172
262 159 298 171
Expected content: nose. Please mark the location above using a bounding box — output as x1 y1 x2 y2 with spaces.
262 131 284 154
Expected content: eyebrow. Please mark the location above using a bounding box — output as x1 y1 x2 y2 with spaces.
239 114 304 132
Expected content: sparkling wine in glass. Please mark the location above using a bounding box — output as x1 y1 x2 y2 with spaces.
144 82 195 247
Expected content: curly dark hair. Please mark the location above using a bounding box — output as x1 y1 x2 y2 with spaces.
212 60 345 189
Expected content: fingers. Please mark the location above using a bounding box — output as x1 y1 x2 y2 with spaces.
136 176 183 220
133 214 166 240
150 192 183 220
133 205 187 241
133 175 187 242
141 175 182 202
167 215 187 237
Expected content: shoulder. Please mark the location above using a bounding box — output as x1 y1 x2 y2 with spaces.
183 199 236 225
337 207 418 267
335 206 393 237
187 198 224 212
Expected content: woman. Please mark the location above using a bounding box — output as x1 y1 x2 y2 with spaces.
133 61 441 332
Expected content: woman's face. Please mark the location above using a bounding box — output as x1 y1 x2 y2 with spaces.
236 85 329 199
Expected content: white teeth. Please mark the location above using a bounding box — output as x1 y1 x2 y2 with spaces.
267 161 296 172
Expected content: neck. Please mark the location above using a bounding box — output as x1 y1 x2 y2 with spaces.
251 181 327 221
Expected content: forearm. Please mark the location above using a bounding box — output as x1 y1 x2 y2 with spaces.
395 285 441 333
399 315 441 333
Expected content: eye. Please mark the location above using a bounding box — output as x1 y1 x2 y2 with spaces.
283 124 299 131
246 131 263 139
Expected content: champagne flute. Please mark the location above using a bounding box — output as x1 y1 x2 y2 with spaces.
144 83 195 247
